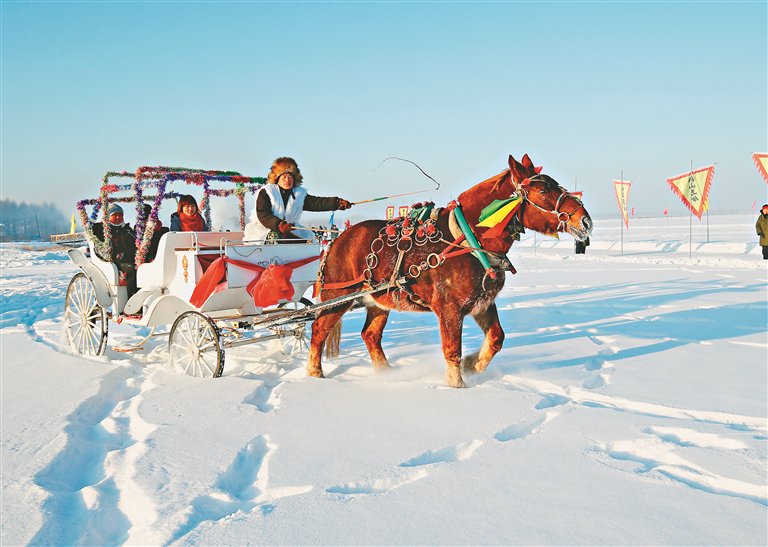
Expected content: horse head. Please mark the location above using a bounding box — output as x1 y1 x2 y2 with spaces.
509 154 593 241
457 154 592 253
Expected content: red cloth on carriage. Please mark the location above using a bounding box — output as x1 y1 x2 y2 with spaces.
189 254 320 309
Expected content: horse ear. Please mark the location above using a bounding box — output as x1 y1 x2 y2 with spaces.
508 155 525 187
521 154 543 176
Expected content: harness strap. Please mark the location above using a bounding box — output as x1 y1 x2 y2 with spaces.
321 272 367 290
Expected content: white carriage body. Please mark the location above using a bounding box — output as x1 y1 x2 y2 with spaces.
72 231 322 327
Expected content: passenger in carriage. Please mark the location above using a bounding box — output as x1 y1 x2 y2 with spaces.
170 195 209 232
91 203 138 298
243 156 352 243
141 204 169 262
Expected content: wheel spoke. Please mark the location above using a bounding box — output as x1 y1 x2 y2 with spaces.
182 354 194 375
198 353 215 377
71 284 84 314
198 341 217 352
85 325 96 354
72 325 83 351
179 324 196 347
183 319 196 346
78 326 88 354
77 279 90 311
195 322 208 347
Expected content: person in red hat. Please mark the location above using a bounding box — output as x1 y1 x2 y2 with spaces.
756 204 768 259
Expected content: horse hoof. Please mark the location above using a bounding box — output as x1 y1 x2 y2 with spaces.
461 353 479 373
373 360 391 372
307 369 325 379
446 370 466 388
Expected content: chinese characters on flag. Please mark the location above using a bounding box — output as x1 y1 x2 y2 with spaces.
613 180 631 229
666 165 714 220
385 206 395 220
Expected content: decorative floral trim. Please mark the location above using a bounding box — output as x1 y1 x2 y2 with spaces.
77 166 265 267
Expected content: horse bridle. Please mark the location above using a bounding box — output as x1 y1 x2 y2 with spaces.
513 175 586 233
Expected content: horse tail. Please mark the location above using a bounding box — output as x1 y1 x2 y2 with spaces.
324 319 342 359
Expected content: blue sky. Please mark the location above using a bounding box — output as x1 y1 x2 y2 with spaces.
2 1 766 222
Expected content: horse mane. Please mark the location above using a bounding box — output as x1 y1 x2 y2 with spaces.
457 169 513 224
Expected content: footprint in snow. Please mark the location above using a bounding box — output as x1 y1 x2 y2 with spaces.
242 374 282 413
325 440 483 498
596 431 766 506
169 435 311 543
494 410 559 442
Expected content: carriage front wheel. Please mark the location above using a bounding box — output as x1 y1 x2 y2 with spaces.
169 311 224 378
64 272 109 356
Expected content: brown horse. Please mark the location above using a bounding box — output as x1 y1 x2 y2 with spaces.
308 154 593 387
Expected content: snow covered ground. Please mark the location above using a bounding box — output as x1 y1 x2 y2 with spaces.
2 214 766 545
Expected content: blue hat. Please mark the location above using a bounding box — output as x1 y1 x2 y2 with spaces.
107 204 123 217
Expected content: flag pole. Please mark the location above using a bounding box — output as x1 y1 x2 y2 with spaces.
689 161 693 258
706 207 710 243
620 170 624 257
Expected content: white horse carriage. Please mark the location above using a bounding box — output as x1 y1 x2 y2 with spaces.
64 166 344 378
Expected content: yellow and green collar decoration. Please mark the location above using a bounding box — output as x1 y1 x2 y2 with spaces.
478 196 523 240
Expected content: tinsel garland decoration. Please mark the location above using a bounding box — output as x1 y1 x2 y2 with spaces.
77 166 265 268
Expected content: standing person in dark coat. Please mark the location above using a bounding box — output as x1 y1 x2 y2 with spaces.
756 204 768 260
243 157 352 242
91 203 138 297
575 237 590 254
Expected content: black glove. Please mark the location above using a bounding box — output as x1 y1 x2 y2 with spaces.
337 198 352 210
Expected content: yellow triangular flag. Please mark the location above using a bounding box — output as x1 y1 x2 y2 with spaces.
613 180 631 229
753 153 768 184
666 166 714 220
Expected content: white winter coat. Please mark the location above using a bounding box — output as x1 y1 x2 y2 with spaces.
243 185 315 241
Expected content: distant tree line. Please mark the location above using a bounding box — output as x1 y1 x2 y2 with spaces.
0 199 69 241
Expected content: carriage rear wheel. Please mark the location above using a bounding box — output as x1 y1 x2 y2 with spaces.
64 272 109 356
169 311 224 378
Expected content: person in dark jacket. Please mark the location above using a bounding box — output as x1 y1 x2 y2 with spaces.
91 203 138 297
141 204 169 262
243 157 352 242
575 236 590 254
170 195 208 232
756 204 768 260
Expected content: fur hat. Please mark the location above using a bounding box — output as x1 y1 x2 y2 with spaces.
267 157 303 187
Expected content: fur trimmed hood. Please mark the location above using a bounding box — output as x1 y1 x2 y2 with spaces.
267 157 303 187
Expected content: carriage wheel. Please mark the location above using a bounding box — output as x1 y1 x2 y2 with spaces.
169 311 224 378
276 297 312 355
63 272 109 356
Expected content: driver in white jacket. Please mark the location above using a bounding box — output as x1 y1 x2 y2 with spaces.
244 157 351 242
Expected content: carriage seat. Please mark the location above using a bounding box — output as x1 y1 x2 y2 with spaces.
137 231 245 289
